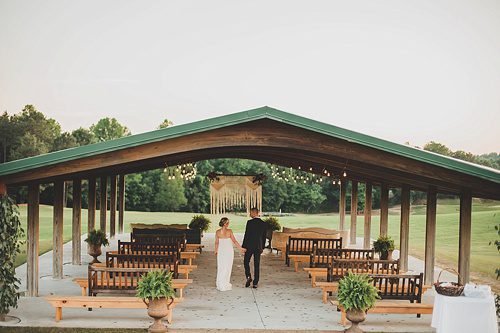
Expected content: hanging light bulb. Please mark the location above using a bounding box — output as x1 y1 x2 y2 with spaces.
343 171 347 177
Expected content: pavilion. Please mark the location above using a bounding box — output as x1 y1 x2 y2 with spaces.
0 106 499 298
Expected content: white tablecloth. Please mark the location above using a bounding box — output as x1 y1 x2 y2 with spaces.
431 293 498 333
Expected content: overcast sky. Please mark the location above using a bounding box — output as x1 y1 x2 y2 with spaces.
0 0 499 154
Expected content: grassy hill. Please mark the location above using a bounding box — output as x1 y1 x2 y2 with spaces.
15 199 500 289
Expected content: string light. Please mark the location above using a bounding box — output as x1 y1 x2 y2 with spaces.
270 164 341 186
163 162 197 181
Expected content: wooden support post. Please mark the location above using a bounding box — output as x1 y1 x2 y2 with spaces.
27 183 40 296
399 186 410 272
109 175 117 238
380 183 389 236
364 183 372 249
0 182 6 195
88 177 96 231
72 179 82 265
53 180 64 279
350 181 358 245
424 187 437 285
118 174 125 234
458 190 472 285
339 180 347 230
100 176 108 233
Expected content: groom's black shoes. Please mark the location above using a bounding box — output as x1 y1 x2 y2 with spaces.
245 277 252 288
252 284 258 289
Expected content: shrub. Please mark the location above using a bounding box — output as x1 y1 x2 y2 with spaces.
0 195 24 320
373 235 395 254
189 215 211 232
337 273 380 312
137 270 175 300
263 216 281 231
84 229 109 246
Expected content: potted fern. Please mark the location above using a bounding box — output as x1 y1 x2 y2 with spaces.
189 214 211 236
337 273 379 333
373 235 395 260
84 229 109 263
263 216 281 248
137 270 175 333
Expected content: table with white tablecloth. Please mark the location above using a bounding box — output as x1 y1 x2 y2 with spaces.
431 293 498 333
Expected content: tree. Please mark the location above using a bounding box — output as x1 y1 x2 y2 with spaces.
9 105 61 160
158 118 173 129
52 132 78 152
72 127 96 146
423 141 452 156
90 117 131 142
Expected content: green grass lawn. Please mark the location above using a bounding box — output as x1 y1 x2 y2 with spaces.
15 199 500 289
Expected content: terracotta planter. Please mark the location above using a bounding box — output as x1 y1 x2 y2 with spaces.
87 243 102 264
345 309 367 333
379 250 393 261
146 297 173 333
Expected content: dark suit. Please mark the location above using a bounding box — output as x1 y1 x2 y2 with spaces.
242 217 267 285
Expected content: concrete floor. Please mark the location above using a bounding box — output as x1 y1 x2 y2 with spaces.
0 233 442 332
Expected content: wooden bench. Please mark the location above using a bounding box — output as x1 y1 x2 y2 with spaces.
73 278 193 299
304 248 375 287
132 228 201 246
185 243 204 253
44 295 181 323
94 261 196 280
330 273 432 325
286 237 342 271
118 240 183 257
327 259 400 282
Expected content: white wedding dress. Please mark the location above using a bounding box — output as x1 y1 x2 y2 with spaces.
216 238 234 291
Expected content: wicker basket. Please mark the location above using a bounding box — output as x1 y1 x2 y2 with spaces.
434 268 464 297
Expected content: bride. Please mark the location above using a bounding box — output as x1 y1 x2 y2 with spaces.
215 217 245 291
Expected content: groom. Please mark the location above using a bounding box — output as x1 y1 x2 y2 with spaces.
242 207 267 288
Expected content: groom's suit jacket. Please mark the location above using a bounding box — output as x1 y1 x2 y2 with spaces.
242 217 267 251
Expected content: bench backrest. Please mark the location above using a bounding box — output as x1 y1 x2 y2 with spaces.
310 248 375 268
119 239 184 256
370 273 424 303
132 228 201 244
287 237 342 257
105 252 179 279
131 223 188 230
88 265 172 296
327 259 400 282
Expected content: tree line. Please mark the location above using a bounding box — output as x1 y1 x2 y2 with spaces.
2 105 498 213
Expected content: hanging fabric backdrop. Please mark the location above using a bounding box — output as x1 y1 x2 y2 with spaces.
210 176 262 215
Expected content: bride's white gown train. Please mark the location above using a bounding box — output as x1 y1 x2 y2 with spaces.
216 238 234 291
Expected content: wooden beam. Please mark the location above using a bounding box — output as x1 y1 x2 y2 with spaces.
109 175 117 238
88 177 96 231
350 181 358 245
27 183 40 296
364 183 372 249
339 180 347 230
380 183 389 236
53 180 64 279
424 186 437 285
458 190 472 285
72 179 82 265
99 176 107 233
399 186 410 272
118 174 125 234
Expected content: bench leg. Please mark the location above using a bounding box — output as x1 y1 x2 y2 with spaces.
55 307 62 322
167 309 173 324
185 272 189 279
340 309 347 326
322 290 327 304
179 288 183 299
311 275 316 288
294 261 299 272
81 287 87 296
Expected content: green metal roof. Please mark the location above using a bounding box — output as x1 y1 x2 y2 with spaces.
0 106 499 184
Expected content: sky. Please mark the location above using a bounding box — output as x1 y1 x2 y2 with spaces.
0 0 499 154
